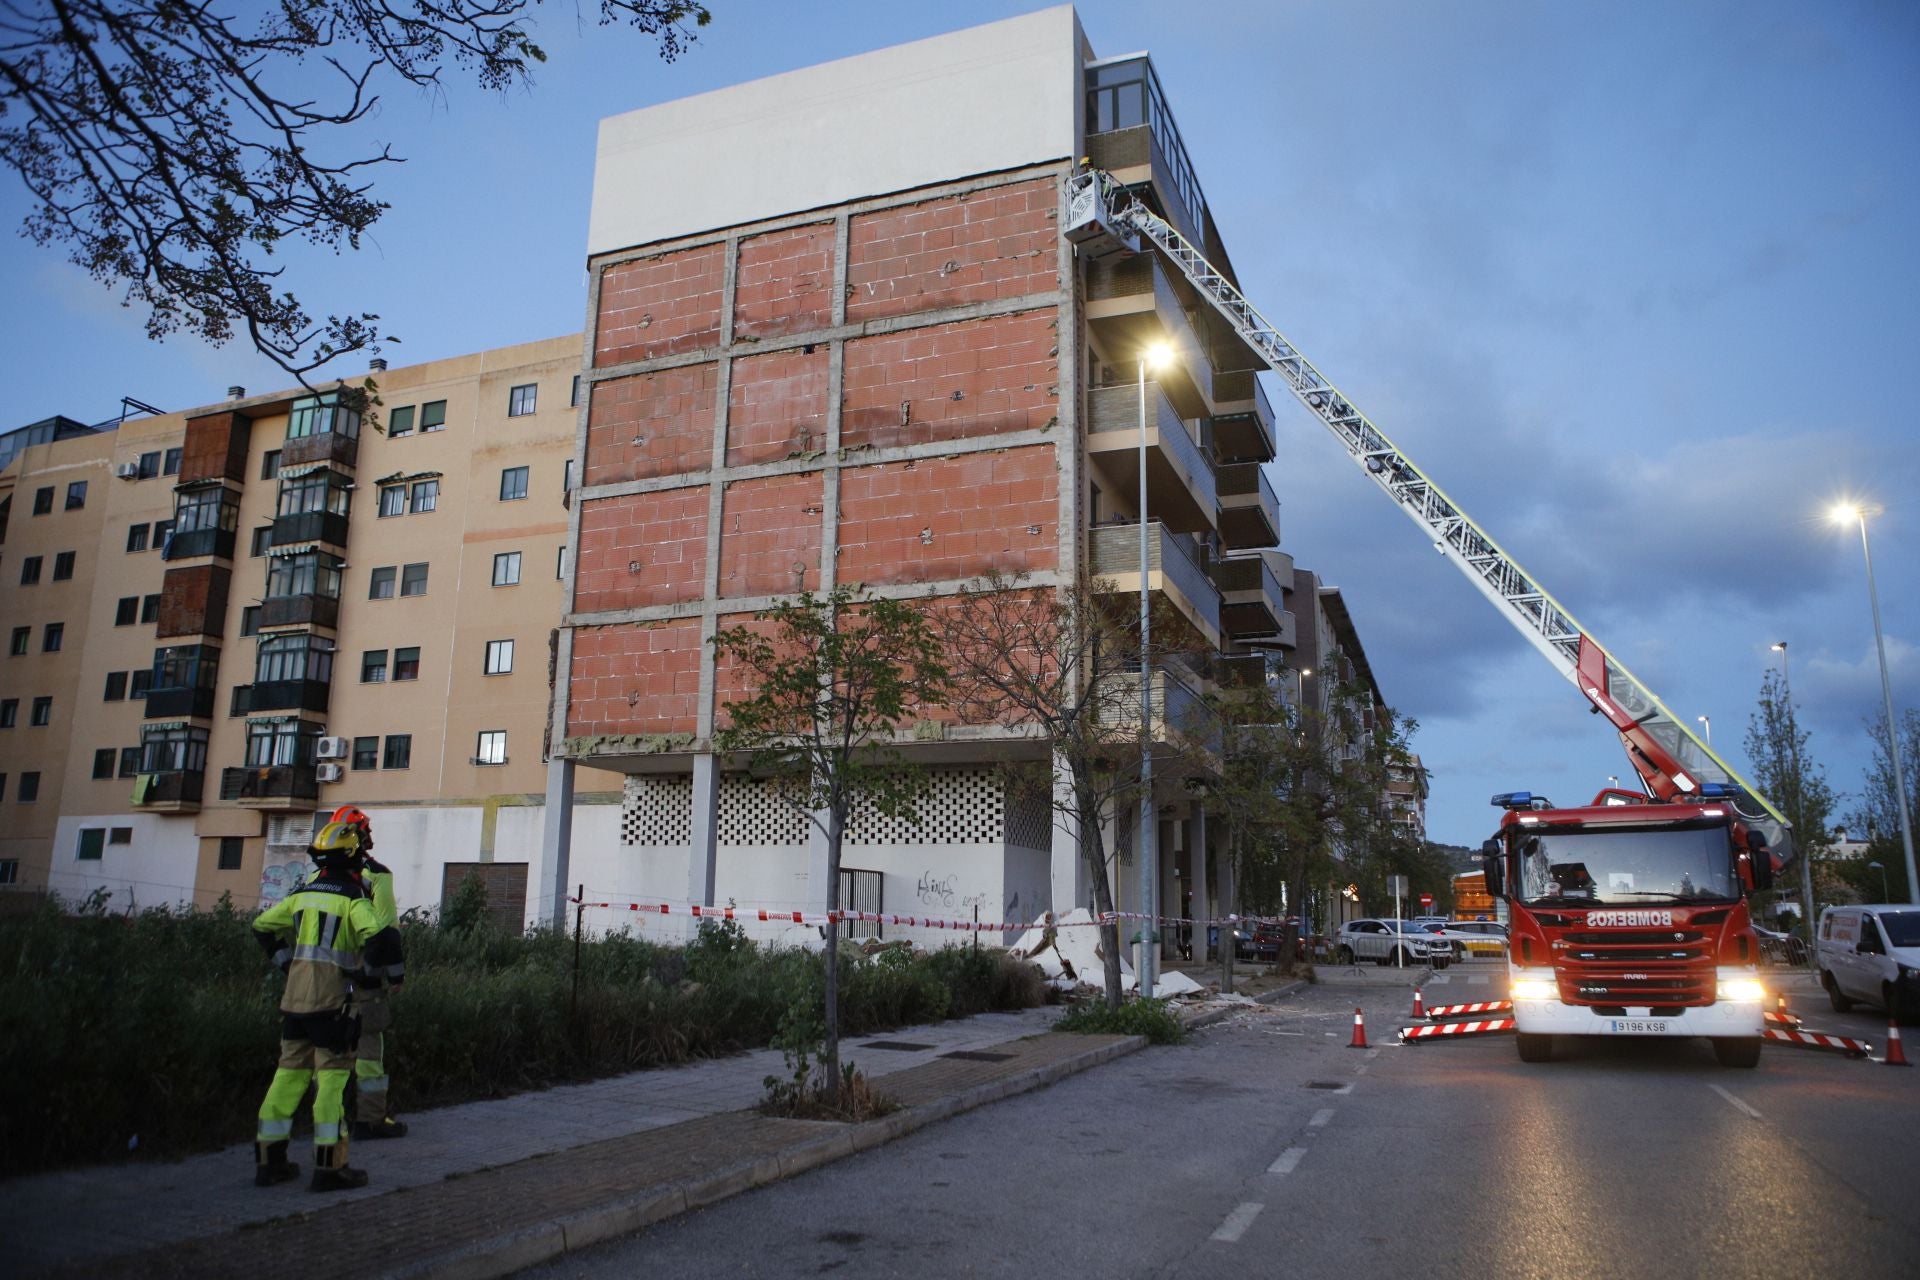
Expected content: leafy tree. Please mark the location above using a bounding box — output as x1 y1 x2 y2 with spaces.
711 587 950 1099
1743 668 1838 930
1846 707 1920 904
0 0 709 382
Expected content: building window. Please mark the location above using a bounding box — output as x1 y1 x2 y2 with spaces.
393 646 420 681
369 566 396 599
508 383 537 417
378 484 406 518
19 555 42 585
484 639 514 675
0 698 14 727
492 551 522 587
126 523 150 553
93 748 116 779
31 696 53 726
250 526 273 557
400 563 429 597
32 486 53 515
110 826 132 844
352 736 379 770
141 594 160 624
9 627 29 656
556 545 568 580
52 551 75 580
0 859 16 884
409 479 438 513
137 451 161 479
261 449 282 480
361 649 388 683
563 459 574 494
287 391 362 440
66 481 87 510
570 374 582 408
217 836 244 871
115 597 138 626
104 671 128 701
420 400 447 432
129 668 151 698
239 719 311 769
499 466 529 501
264 550 344 603
475 730 507 765
77 828 105 860
254 632 334 685
163 447 182 476
387 405 415 437
118 746 141 778
18 772 39 802
383 734 412 770
42 623 63 653
0 777 6 802
153 518 173 546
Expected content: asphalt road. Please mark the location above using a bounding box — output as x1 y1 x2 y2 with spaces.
521 966 1920 1279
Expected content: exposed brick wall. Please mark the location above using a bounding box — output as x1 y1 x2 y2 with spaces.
727 348 829 468
180 412 253 485
573 488 708 613
157 564 231 639
709 611 778 730
567 618 703 737
837 446 1057 587
718 472 823 599
584 364 717 485
595 243 725 367
841 310 1059 453
845 179 1058 322
734 223 835 341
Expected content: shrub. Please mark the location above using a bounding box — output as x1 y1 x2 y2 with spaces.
1052 995 1186 1044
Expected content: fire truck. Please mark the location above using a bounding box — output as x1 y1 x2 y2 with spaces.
1064 170 1788 1067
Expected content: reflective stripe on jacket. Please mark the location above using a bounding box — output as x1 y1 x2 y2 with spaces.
254 871 404 1014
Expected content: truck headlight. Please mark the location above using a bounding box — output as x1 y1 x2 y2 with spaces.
1510 970 1558 1001
1716 973 1766 1002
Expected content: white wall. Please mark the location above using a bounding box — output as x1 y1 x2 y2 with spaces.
48 813 200 910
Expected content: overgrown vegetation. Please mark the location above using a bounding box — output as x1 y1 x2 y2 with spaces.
0 900 1046 1177
1052 995 1186 1045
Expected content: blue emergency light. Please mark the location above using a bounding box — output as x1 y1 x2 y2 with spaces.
1491 792 1535 809
1697 782 1737 799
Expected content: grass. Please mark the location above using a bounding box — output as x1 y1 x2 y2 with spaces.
1051 995 1187 1044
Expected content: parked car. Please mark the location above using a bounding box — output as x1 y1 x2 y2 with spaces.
1442 919 1509 958
1753 923 1808 967
1411 920 1485 962
1334 918 1448 968
1234 918 1306 962
1816 904 1920 1017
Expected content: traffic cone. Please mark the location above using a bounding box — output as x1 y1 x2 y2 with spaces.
1349 1006 1369 1049
1884 1018 1911 1067
1411 988 1427 1019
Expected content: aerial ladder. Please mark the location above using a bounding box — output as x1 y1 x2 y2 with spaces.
1064 170 1793 863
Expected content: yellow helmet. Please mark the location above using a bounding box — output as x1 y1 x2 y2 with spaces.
309 820 364 868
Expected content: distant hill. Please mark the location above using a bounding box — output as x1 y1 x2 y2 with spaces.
1428 841 1480 874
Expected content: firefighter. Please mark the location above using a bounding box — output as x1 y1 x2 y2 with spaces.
252 820 404 1192
331 804 408 1140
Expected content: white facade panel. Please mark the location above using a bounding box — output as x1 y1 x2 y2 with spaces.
48 814 200 910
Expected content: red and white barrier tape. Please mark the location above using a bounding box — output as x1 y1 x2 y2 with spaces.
1401 1019 1515 1041
568 894 1298 937
1425 1000 1511 1019
1763 1027 1870 1056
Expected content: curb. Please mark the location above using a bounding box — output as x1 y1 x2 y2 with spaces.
391 1033 1148 1280
1178 979 1309 1032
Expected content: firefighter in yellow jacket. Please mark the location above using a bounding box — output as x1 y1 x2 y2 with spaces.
252 820 404 1191
330 804 408 1140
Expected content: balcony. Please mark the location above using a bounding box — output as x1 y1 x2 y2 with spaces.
231 679 331 716
132 769 204 811
1085 254 1213 415
271 509 349 549
1210 371 1277 464
280 431 358 470
143 686 217 719
163 527 236 562
1090 520 1221 649
1213 554 1288 642
257 593 340 630
1216 462 1281 551
1086 382 1215 534
220 764 319 807
1094 662 1219 760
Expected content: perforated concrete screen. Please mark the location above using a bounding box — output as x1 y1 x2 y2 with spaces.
716 775 810 847
621 774 693 847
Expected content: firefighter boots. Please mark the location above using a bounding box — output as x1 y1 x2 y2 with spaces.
353 1115 409 1140
253 1140 299 1188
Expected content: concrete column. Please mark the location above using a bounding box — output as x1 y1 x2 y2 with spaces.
538 756 576 931
687 754 720 939
1049 750 1082 919
1191 804 1209 961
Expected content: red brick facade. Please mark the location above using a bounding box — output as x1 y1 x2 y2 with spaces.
845 178 1057 321
595 243 725 367
567 619 704 737
584 364 717 485
718 472 823 599
734 223 835 340
573 487 708 613
727 348 829 468
841 311 1059 453
837 447 1057 586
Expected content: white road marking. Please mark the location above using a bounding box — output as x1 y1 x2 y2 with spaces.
1468 975 1489 986
1267 1148 1308 1175
1212 1202 1265 1241
1708 1083 1762 1120
1365 1047 1380 1059
1309 1108 1334 1127
1354 1064 1369 1075
1430 974 1451 984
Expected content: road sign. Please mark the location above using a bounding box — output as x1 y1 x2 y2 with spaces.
1420 892 1434 909
1388 875 1408 897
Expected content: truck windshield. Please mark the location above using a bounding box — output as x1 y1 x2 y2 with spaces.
1515 824 1737 906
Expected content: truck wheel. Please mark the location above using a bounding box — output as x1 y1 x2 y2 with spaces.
1823 970 1853 1013
1338 946 1354 964
1713 1037 1762 1068
1515 1033 1553 1063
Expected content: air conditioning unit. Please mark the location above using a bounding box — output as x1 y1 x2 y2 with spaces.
115 462 140 480
316 763 345 784
315 736 350 760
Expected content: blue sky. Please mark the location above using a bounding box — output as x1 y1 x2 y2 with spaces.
2 0 1914 847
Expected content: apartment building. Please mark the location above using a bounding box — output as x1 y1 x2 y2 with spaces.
0 337 586 916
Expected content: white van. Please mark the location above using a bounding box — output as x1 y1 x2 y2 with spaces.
1816 904 1920 1017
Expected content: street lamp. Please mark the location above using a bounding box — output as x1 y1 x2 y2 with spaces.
1772 640 1817 933
1831 501 1918 905
1697 714 1712 747
1869 861 1890 902
1294 666 1312 709
1138 341 1172 996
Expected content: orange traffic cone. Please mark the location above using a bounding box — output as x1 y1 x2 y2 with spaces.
1411 988 1427 1019
1349 1006 1369 1049
1885 1018 1911 1067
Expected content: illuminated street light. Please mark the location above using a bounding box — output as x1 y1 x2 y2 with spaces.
1137 341 1172 995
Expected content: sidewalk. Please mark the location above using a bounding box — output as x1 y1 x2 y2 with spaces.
11 986 1301 1280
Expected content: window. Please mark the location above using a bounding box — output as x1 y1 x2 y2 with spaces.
499 466 529 501
484 639 514 675
118 746 141 778
17 772 38 802
250 526 273 557
387 405 415 437
10 627 29 656
93 748 116 779
508 383 537 416
137 451 161 479
361 650 388 683
115 597 139 626
264 550 343 602
66 481 87 510
0 859 15 884
31 696 53 726
141 594 160 624
110 826 131 845
0 698 13 727
352 736 379 770
474 730 507 765
556 546 568 580
369 566 396 599
104 671 128 701
261 449 281 480
492 551 522 586
400 562 429 597
42 623 63 653
570 374 582 407
218 836 243 871
420 399 447 432
563 459 574 494
153 518 173 546
20 555 42 585
53 551 75 580
145 723 211 773
77 828 104 860
409 479 438 513
383 734 412 770
163 447 182 476
286 391 361 440
129 668 152 698
126 523 149 553
32 486 53 515
378 484 406 518
241 719 312 768
393 646 420 681
254 632 334 684
0 776 7 803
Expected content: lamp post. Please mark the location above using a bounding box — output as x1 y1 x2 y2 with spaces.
1294 666 1312 711
1697 714 1712 748
1771 640 1817 942
1832 503 1918 905
1138 342 1171 996
1869 861 1890 902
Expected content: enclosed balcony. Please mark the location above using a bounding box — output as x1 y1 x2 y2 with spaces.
237 631 334 714
1210 371 1277 464
1085 254 1213 416
272 465 353 548
259 548 344 630
132 768 205 809
232 679 331 715
220 763 320 806
1089 520 1222 649
132 722 209 813
279 391 361 469
1216 462 1281 551
143 644 220 719
1213 554 1290 643
1084 56 1208 249
162 481 239 562
1085 382 1215 534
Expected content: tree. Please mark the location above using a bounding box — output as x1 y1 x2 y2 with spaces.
1744 668 1838 931
0 0 709 383
1847 707 1920 904
711 587 949 1101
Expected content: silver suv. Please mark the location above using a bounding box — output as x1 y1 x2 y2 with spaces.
1335 918 1448 968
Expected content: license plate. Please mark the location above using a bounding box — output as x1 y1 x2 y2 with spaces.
1609 1019 1669 1034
